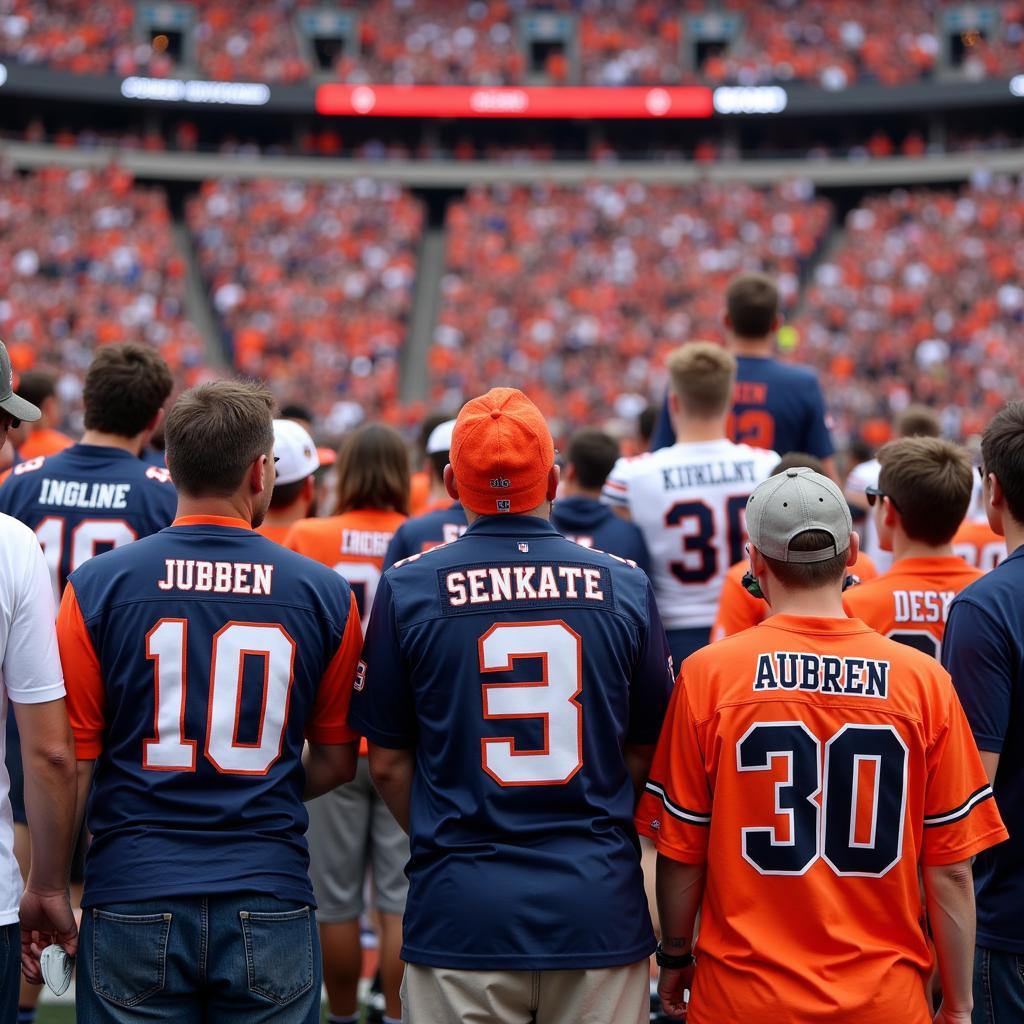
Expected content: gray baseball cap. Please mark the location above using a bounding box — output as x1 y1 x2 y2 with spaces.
0 341 41 424
746 467 852 563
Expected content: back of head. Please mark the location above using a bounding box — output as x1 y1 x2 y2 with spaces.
896 404 940 439
84 343 173 438
773 451 824 477
981 401 1024 525
166 380 274 498
425 417 457 485
667 341 736 421
726 272 780 340
877 437 973 546
418 411 453 456
567 428 620 491
16 369 58 410
335 423 410 516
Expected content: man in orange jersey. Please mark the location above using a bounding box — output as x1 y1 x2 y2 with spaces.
6 370 72 461
637 467 1006 1024
843 437 982 660
256 419 320 544
712 452 877 640
951 461 1006 571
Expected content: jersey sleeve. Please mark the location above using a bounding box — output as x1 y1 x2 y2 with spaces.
627 526 652 578
802 381 835 459
305 591 362 745
649 392 675 451
4 538 64 706
346 573 416 749
942 597 1011 753
921 674 1007 864
627 583 674 744
56 582 105 757
382 525 411 571
712 567 762 641
600 457 632 512
634 673 711 864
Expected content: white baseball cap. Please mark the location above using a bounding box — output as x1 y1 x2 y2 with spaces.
426 418 457 455
273 419 320 485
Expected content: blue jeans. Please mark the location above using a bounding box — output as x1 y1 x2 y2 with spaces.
0 923 18 1022
77 894 321 1023
974 945 1024 1024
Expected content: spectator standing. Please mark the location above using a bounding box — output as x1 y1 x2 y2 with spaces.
408 413 452 518
651 273 836 481
638 467 1007 1023
3 370 72 465
603 342 777 667
0 346 77 1021
57 380 362 1023
843 437 982 659
943 402 1024 1023
257 419 320 544
551 428 651 573
952 469 1006 572
350 387 674 1024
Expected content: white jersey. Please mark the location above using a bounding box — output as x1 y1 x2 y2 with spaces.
602 440 778 630
845 457 893 573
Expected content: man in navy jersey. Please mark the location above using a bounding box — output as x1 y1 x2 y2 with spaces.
650 273 837 481
350 387 673 1024
943 402 1024 1023
551 427 651 572
383 418 467 569
57 380 362 1023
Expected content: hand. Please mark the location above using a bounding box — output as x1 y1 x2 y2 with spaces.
658 963 695 1019
19 886 77 985
933 1006 973 1024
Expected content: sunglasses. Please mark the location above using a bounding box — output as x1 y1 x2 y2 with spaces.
865 485 900 512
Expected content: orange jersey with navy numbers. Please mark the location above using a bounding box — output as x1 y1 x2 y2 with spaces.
842 556 983 660
712 552 878 641
952 518 1006 572
636 615 1006 1024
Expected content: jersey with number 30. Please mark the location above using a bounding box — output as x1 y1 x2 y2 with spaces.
0 444 177 602
636 615 1007 1024
56 516 362 908
602 440 778 630
349 514 674 970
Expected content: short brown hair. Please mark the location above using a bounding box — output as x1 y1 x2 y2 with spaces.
334 423 410 516
763 529 849 589
83 344 173 437
726 273 779 339
165 380 274 498
773 452 824 476
666 342 736 419
16 370 59 409
567 428 620 490
981 401 1024 525
878 437 973 545
896 404 941 439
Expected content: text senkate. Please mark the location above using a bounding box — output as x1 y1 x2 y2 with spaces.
447 565 605 606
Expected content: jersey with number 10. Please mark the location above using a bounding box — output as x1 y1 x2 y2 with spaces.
602 440 778 629
0 444 177 602
56 516 362 908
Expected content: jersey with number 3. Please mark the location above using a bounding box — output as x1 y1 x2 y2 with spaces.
635 615 1007 1024
602 440 778 629
0 444 177 602
56 516 362 908
348 514 674 970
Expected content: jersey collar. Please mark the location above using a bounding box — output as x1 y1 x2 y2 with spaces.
463 514 561 538
172 515 253 531
760 613 874 636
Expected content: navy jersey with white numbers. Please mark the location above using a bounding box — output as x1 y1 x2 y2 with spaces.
382 502 468 570
0 444 177 601
349 514 674 970
57 516 362 908
551 495 651 575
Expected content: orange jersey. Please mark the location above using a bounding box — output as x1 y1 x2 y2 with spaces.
952 518 1006 572
712 552 878 641
842 556 983 660
409 471 431 517
636 615 1006 1024
21 427 74 459
255 522 293 545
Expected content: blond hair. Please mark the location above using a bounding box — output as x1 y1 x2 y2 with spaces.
666 341 736 419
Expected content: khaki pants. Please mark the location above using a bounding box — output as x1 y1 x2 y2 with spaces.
401 960 649 1024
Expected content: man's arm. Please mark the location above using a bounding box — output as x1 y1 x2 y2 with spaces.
367 744 415 834
303 741 357 800
655 854 706 1019
923 860 976 1023
624 742 656 805
978 750 1000 784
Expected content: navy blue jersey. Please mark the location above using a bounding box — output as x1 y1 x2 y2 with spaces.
57 516 362 908
943 544 1024 953
651 355 834 458
550 495 651 575
0 444 177 601
382 502 468 570
349 514 674 970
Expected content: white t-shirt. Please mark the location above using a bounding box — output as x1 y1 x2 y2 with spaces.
602 440 778 630
0 513 65 925
845 458 892 573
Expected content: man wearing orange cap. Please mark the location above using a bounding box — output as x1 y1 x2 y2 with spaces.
349 388 674 1024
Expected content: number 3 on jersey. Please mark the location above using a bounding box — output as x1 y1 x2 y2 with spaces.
479 621 583 786
144 620 295 775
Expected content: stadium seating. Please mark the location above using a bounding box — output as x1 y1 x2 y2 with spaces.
186 178 424 431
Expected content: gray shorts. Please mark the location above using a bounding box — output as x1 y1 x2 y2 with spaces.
306 757 410 922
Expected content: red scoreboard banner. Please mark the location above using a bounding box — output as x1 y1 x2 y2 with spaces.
315 84 714 119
